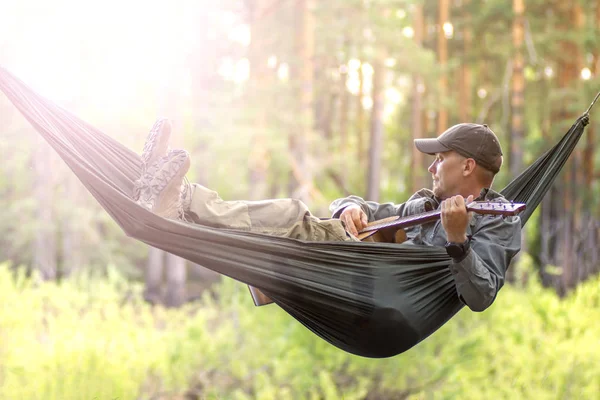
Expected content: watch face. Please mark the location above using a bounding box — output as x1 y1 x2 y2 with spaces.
445 242 466 258
447 246 461 257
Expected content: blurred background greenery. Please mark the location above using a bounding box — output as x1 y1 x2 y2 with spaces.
1 0 600 398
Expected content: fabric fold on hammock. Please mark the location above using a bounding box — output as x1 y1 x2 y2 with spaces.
0 66 589 358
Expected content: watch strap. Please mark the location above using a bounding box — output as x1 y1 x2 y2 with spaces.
445 236 472 261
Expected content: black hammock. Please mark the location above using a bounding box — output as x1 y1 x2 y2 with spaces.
0 66 596 358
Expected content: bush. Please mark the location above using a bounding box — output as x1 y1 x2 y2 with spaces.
1 259 599 399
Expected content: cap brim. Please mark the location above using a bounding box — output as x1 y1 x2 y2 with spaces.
414 138 451 155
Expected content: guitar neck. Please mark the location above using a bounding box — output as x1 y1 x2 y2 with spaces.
357 201 526 238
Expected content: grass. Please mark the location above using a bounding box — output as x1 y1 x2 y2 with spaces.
1 257 600 399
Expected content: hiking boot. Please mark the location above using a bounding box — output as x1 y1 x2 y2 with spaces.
135 149 191 220
141 118 172 171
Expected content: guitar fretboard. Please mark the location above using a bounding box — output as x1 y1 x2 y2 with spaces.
358 201 525 235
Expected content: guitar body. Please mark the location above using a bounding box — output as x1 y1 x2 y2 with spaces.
359 228 407 243
357 216 407 243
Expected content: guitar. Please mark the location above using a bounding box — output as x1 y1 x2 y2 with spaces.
357 201 526 242
248 201 526 306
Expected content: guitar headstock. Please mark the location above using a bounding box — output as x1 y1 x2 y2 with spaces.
466 201 526 216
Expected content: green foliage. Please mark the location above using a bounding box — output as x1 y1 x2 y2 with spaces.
2 0 600 393
2 259 600 399
3 0 598 279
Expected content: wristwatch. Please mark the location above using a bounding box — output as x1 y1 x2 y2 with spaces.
445 237 471 260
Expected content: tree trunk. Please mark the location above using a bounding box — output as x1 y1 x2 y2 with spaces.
165 252 187 307
248 0 270 200
459 0 472 122
510 0 525 180
356 61 366 170
437 0 450 133
507 0 526 281
61 173 84 277
289 0 315 202
572 3 585 286
583 0 600 282
366 54 386 201
319 56 338 141
411 5 427 193
556 2 584 293
339 43 351 187
144 247 164 305
32 136 57 280
585 2 600 190
538 42 555 288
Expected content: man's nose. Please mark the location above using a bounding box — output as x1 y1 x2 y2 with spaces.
428 160 436 173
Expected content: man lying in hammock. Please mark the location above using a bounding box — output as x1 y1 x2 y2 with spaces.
134 119 521 312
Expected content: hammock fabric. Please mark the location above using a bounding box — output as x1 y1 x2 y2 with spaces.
0 66 591 358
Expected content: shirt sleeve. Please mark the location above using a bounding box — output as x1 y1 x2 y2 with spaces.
449 214 522 312
329 190 435 220
329 195 407 221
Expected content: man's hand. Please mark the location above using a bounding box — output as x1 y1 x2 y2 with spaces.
339 205 368 237
441 195 474 243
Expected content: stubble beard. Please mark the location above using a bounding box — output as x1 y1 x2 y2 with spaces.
433 180 453 200
432 181 443 199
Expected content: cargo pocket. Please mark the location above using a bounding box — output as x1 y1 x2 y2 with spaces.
311 217 354 242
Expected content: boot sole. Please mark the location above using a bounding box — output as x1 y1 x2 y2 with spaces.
141 118 171 169
145 150 191 218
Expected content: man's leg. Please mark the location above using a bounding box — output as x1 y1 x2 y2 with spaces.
185 184 353 241
134 119 354 243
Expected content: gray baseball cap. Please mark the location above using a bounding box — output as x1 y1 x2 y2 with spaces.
414 123 503 173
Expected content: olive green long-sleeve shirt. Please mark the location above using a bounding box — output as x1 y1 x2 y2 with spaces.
329 188 522 312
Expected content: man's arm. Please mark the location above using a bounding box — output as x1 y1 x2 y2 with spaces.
449 214 521 312
330 189 437 221
329 195 411 237
329 195 407 221
330 191 436 237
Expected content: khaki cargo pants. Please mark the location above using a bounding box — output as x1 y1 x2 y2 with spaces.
185 184 356 242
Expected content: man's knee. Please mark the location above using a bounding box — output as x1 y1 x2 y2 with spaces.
284 215 351 242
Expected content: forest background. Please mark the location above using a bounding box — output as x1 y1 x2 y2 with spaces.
2 0 600 399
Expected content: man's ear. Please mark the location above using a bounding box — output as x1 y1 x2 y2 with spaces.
463 158 476 176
